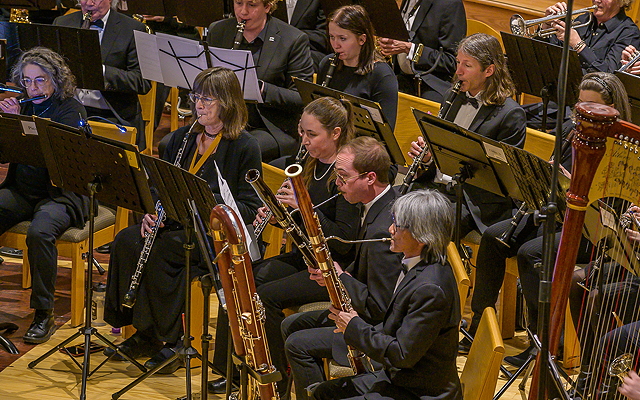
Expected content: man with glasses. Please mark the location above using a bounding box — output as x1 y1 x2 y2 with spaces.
256 136 403 400
312 189 462 400
53 0 151 150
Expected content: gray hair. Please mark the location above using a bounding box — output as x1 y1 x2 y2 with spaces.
391 189 453 263
11 46 77 100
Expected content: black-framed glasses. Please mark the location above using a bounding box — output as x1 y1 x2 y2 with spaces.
188 93 217 107
20 77 48 87
336 171 368 185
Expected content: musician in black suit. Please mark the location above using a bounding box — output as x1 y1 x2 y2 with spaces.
312 189 461 400
207 0 315 162
377 0 466 102
53 0 151 150
280 0 328 71
237 137 403 398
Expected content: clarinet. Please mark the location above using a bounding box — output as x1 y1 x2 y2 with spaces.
232 19 246 50
253 144 309 236
495 202 528 248
398 81 462 195
321 53 338 87
81 11 92 29
122 120 198 308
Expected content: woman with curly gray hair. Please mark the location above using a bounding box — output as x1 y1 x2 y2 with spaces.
0 46 88 345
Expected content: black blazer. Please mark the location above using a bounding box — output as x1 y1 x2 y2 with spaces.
446 94 527 231
163 126 263 225
53 10 152 145
403 0 466 98
207 16 315 142
289 0 328 70
344 259 462 400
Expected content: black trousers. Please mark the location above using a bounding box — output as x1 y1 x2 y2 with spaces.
312 370 422 400
0 187 71 310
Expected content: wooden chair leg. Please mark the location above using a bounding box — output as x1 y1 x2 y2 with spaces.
70 245 86 327
22 254 31 289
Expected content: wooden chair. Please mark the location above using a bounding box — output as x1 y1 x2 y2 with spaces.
466 19 505 51
460 307 505 400
0 121 136 327
138 80 157 155
395 92 441 166
260 163 290 258
447 242 471 316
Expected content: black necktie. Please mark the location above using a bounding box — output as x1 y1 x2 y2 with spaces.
461 95 479 109
91 19 104 29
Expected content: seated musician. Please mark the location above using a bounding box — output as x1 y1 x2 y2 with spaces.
223 137 403 397
280 0 329 71
103 67 262 373
0 47 88 344
376 0 466 103
311 189 462 400
460 72 631 364
524 0 640 129
317 5 399 129
410 33 526 238
206 0 315 162
622 44 640 74
208 96 360 393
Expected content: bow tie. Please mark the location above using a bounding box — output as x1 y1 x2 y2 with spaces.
461 95 479 109
90 19 104 29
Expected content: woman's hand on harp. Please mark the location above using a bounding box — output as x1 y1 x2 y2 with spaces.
140 213 163 237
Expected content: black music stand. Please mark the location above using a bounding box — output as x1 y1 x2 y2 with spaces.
294 77 405 165
319 0 408 41
0 0 56 7
615 71 640 126
25 117 154 400
501 32 582 131
15 23 104 91
112 154 218 400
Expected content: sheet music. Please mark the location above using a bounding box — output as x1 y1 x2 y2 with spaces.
134 31 164 83
207 46 263 103
156 32 209 90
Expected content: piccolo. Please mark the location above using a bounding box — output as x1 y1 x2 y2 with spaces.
19 95 47 104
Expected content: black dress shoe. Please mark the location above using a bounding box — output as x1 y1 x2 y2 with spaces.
0 247 23 258
23 309 55 344
95 243 111 254
103 332 163 361
504 345 535 368
208 377 228 394
144 347 184 374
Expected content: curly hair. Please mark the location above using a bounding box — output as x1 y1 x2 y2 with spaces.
456 33 516 106
11 47 77 100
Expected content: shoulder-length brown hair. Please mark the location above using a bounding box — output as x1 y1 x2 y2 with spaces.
456 33 515 106
189 67 248 140
327 5 383 75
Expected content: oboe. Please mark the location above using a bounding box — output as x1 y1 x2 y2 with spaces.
122 120 198 308
232 19 247 50
253 145 308 236
321 53 338 87
398 81 462 195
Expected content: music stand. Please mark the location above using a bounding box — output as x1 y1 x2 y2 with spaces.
120 0 225 28
0 0 56 7
319 0 409 41
501 32 582 131
15 23 104 91
25 117 155 400
294 77 405 165
112 154 219 400
615 71 640 126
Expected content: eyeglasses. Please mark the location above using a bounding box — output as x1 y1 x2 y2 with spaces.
336 171 368 186
188 93 217 107
21 77 48 87
391 214 409 230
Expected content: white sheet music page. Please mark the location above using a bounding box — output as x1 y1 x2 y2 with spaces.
207 47 263 103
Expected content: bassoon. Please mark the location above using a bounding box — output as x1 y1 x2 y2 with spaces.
211 204 280 400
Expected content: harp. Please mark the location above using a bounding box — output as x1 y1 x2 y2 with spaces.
531 102 640 399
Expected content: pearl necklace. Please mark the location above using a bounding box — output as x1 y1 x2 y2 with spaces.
313 160 336 181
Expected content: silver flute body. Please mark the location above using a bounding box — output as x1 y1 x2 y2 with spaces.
122 120 198 308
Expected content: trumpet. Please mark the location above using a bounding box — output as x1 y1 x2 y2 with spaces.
510 5 596 38
619 48 640 73
609 353 633 383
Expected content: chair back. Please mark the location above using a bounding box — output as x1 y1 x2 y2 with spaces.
460 307 505 400
466 19 504 51
138 80 157 155
395 92 440 166
524 127 555 160
447 242 470 316
88 120 137 145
